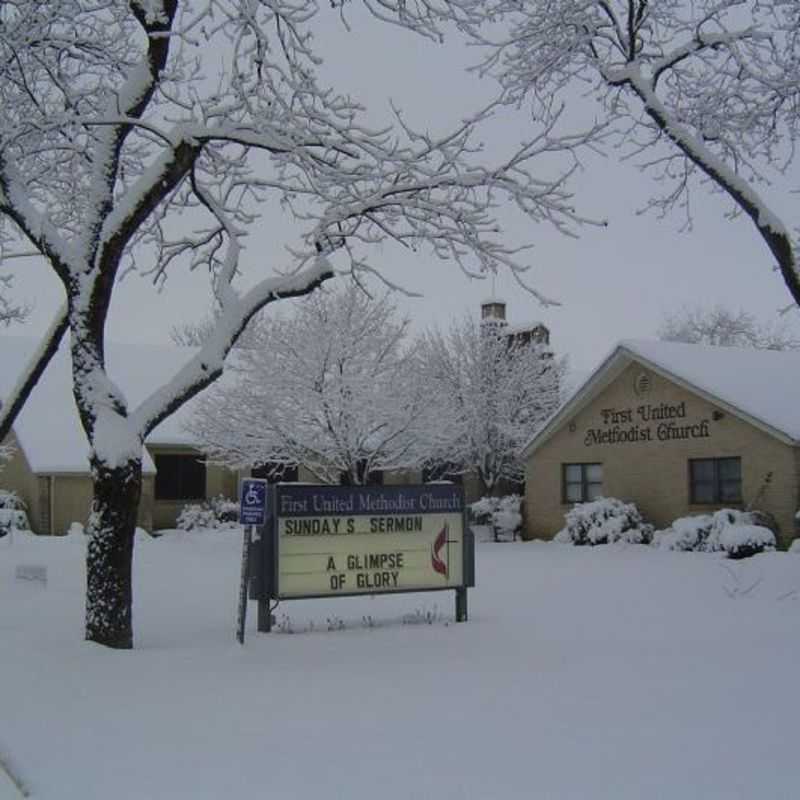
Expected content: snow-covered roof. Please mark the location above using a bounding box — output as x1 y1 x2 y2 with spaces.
524 338 800 456
0 336 210 474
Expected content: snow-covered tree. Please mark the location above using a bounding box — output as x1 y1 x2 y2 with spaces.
453 1 800 307
189 285 426 484
659 305 800 350
0 2 594 648
418 315 564 495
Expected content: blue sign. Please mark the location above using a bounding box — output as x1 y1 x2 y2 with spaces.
240 479 268 526
274 484 464 517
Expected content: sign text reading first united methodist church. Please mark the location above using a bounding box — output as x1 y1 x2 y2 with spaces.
583 401 716 447
274 484 466 599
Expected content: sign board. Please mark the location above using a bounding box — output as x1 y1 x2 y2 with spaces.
239 478 268 526
272 484 470 600
15 564 47 586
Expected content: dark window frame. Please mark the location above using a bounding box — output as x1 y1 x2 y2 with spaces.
689 457 742 504
339 459 384 486
251 463 299 484
562 463 603 504
422 462 464 486
154 453 206 501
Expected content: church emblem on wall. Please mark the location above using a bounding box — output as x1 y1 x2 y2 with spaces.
633 371 652 396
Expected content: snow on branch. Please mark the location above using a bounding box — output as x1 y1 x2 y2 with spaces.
130 254 335 440
0 303 69 443
447 0 800 306
0 0 604 465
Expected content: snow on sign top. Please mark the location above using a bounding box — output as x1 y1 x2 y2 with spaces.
525 338 800 455
0 335 209 474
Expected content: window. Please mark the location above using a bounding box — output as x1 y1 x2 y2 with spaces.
690 457 741 504
154 454 206 500
422 463 463 485
562 463 603 503
252 463 298 483
339 460 383 486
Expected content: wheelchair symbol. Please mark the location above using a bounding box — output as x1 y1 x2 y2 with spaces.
244 485 261 506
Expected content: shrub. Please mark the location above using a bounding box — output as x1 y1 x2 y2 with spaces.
176 495 239 531
469 495 522 541
469 496 496 526
653 509 776 559
554 497 654 546
0 489 26 511
0 491 30 537
719 524 776 560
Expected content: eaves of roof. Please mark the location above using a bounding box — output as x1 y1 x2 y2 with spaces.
522 343 799 459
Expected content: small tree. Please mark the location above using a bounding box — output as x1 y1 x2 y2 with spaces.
418 314 564 495
658 305 800 350
189 284 426 484
0 1 599 648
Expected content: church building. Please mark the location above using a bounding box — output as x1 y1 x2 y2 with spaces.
523 340 800 547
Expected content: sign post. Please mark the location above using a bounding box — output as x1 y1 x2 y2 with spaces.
236 478 268 644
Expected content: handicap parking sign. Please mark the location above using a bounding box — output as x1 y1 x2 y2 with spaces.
239 479 268 525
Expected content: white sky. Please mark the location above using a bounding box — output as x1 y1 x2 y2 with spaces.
7 8 798 375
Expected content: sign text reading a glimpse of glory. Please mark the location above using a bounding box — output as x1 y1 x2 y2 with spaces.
246 485 473 632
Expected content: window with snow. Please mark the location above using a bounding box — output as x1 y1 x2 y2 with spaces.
689 457 742 504
562 463 603 503
251 463 299 483
154 454 206 501
422 463 463 485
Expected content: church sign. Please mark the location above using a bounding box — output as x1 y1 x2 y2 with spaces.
249 484 474 631
583 401 715 447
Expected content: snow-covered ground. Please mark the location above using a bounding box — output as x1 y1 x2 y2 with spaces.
2 529 800 799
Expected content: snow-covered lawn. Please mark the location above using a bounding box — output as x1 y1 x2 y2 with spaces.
2 530 800 799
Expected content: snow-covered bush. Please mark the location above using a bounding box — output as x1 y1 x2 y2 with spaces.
653 509 776 559
469 496 497 525
0 489 25 511
176 496 239 532
0 490 29 537
469 495 522 541
719 524 776 560
555 498 654 546
493 496 523 541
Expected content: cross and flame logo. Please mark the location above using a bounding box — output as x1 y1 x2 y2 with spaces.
431 523 450 578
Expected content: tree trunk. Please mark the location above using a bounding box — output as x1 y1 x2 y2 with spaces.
85 458 142 649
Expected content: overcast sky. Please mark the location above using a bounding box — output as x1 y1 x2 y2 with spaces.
8 8 798 375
